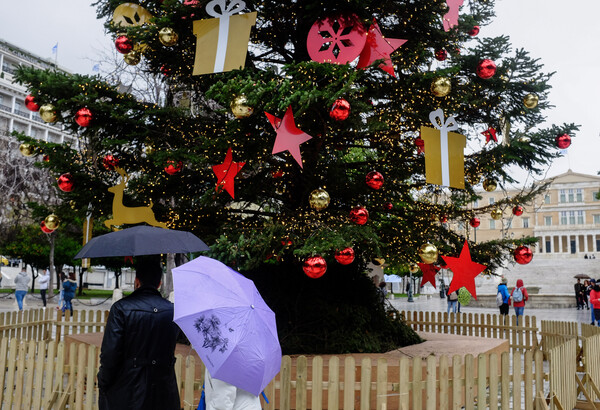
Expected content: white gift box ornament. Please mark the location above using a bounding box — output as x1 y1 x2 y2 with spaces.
193 0 257 75
420 109 466 189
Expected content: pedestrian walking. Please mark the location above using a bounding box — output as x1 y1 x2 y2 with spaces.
447 290 458 313
14 267 30 311
510 279 529 325
589 281 600 327
588 279 596 325
38 268 50 309
62 271 77 315
497 277 510 322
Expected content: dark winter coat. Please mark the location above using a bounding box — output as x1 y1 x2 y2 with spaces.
62 279 77 299
97 286 180 410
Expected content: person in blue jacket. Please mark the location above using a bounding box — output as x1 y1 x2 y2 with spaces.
62 271 78 315
497 277 511 320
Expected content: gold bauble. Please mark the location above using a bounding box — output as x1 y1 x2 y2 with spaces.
123 50 141 66
409 263 420 274
44 214 60 230
518 136 531 143
523 93 539 109
482 178 497 192
491 208 503 220
418 243 438 264
112 3 154 27
431 77 451 97
158 27 179 47
39 104 57 123
19 143 35 157
230 95 254 119
309 188 330 211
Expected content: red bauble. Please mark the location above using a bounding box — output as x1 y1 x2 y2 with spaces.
335 247 355 265
43 154 50 162
469 217 480 228
468 26 480 36
415 135 425 153
103 155 119 170
281 238 293 246
40 221 55 234
555 134 571 149
476 59 496 79
75 107 93 127
366 171 384 190
303 256 327 278
435 49 447 61
383 202 393 211
115 35 134 54
329 98 351 121
512 205 524 216
349 206 369 225
165 160 183 175
514 246 533 265
440 215 448 223
24 95 40 112
57 173 74 192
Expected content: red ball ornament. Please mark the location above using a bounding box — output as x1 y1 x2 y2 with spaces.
43 154 50 162
349 206 369 225
281 238 293 246
555 134 571 149
514 246 533 265
468 26 480 36
303 256 327 278
440 215 448 223
469 217 480 228
57 173 74 192
512 205 524 216
103 155 119 170
335 247 355 265
383 202 393 211
329 98 351 121
366 171 384 190
165 160 183 175
24 95 40 112
40 221 55 234
75 107 93 127
435 49 447 61
115 35 134 54
476 59 497 79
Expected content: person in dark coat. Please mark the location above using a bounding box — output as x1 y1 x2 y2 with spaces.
62 271 78 314
97 256 180 410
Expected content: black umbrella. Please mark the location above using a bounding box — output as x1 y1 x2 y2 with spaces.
74 225 209 259
574 273 591 279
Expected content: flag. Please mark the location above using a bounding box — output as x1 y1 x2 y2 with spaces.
52 43 58 55
92 63 100 72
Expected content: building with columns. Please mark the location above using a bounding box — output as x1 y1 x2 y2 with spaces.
471 170 600 258
0 39 74 145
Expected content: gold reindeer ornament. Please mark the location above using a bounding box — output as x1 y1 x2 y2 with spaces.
104 167 167 229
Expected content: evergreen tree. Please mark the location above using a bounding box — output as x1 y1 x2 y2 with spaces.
13 0 576 353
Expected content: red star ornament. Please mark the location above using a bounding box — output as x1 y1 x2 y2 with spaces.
356 20 407 77
443 240 486 299
266 106 313 168
482 127 497 144
418 262 440 289
212 147 245 199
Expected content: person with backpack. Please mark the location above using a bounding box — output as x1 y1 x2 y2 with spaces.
497 277 510 320
510 279 529 325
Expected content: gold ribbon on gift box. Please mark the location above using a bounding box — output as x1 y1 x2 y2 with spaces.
193 0 257 75
420 109 466 189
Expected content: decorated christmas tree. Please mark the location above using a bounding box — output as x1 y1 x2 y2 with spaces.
13 0 576 353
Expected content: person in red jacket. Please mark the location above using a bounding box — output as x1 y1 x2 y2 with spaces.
589 281 600 326
510 279 529 325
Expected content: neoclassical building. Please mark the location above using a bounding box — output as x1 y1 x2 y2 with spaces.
0 39 74 144
471 170 600 258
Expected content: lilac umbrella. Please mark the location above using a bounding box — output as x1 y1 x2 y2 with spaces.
172 256 282 396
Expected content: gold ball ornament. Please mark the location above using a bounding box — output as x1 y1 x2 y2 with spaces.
409 263 420 274
418 243 438 264
230 95 254 119
19 143 35 157
518 136 531 143
523 93 539 109
158 27 179 47
482 178 497 192
491 208 503 220
123 50 141 66
431 77 451 97
112 3 154 27
39 104 57 123
44 214 60 230
309 188 330 211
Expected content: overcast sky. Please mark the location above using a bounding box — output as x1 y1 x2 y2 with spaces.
0 0 598 180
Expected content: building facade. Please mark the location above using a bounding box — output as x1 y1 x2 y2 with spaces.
0 40 74 145
471 170 600 258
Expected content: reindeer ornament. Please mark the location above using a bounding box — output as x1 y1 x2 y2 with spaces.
104 167 167 229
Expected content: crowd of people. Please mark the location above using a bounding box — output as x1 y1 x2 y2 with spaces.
575 278 600 325
10 267 77 313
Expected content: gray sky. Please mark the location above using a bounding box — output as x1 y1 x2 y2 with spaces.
0 0 598 179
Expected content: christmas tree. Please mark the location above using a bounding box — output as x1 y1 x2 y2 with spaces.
13 0 576 353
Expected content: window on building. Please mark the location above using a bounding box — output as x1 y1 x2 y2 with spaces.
594 215 600 225
577 210 584 225
544 194 551 204
576 189 583 202
489 197 495 205
569 211 576 224
523 217 530 228
568 189 575 203
457 222 464 230
473 200 479 207
545 216 552 226
559 212 567 225
489 219 495 229
559 190 566 203
506 220 512 229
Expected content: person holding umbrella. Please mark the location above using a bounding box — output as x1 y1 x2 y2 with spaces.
97 256 180 410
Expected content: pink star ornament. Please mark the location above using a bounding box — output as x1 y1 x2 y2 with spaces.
266 106 313 168
356 19 407 77
443 0 464 31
